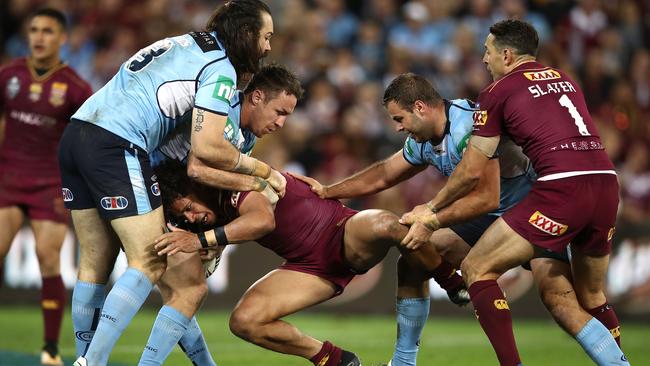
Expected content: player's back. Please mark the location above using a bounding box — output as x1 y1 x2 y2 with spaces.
73 32 236 153
475 61 613 178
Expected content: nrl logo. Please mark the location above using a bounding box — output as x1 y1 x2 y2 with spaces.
528 211 568 236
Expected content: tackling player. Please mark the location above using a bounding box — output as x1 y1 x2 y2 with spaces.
59 1 283 365
406 20 628 365
0 8 92 366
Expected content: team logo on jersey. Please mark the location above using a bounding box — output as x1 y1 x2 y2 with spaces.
212 75 236 103
607 227 616 242
494 299 510 310
49 82 68 107
100 196 129 210
6 76 20 99
473 110 488 126
528 211 568 236
151 182 160 196
231 192 241 208
29 82 42 102
523 69 561 81
62 188 74 202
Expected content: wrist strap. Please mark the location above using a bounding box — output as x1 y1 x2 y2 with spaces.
197 231 209 249
214 226 229 246
426 201 437 213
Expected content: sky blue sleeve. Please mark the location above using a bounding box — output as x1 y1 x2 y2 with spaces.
402 137 425 166
194 60 236 116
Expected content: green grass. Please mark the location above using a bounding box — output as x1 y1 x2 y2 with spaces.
0 306 649 365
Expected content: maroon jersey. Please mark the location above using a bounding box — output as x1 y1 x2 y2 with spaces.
473 61 614 178
0 57 92 178
235 174 358 263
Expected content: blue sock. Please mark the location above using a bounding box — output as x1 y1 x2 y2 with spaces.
84 268 153 365
391 297 430 366
178 316 217 366
138 305 191 365
71 281 106 357
576 317 629 365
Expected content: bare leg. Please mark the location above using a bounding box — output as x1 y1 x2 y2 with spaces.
229 269 337 358
0 206 25 270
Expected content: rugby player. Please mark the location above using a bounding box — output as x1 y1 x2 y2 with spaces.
151 161 464 366
404 20 628 365
0 8 92 365
59 2 283 365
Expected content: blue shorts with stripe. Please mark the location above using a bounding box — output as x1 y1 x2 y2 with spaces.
58 120 161 220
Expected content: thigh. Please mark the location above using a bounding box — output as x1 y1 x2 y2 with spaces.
430 227 472 267
31 219 68 252
462 217 536 284
71 208 121 284
110 206 166 272
570 248 609 309
0 206 25 257
234 269 337 323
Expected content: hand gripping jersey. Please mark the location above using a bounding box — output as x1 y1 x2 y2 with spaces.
150 91 256 167
402 99 536 215
72 32 237 153
473 61 615 180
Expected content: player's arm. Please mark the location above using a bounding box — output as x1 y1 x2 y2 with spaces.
186 153 268 192
428 135 500 212
435 157 500 227
189 108 286 195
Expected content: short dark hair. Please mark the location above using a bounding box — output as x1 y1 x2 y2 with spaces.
244 63 304 101
489 19 538 57
154 160 194 211
31 8 67 29
382 73 442 110
206 0 272 77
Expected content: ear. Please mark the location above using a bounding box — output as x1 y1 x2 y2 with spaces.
503 47 515 66
251 89 265 105
413 100 427 116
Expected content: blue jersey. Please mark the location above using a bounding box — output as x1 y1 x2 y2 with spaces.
73 32 237 153
150 91 256 167
402 99 535 216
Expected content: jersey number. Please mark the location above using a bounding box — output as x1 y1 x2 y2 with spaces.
126 40 173 73
559 94 590 136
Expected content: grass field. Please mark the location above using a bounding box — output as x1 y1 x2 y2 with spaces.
0 306 648 365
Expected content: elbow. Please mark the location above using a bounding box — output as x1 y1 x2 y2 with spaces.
484 192 500 213
259 214 276 236
186 159 202 181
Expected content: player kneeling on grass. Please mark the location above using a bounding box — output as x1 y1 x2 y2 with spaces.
152 160 467 366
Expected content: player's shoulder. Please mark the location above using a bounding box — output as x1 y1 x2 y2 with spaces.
0 57 28 75
447 99 477 129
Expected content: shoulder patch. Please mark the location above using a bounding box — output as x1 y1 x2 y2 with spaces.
212 75 236 103
189 32 220 53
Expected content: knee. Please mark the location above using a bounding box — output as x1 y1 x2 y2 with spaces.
460 257 479 284
35 244 60 274
229 307 260 341
371 210 403 242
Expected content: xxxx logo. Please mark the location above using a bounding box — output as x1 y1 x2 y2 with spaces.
523 69 561 81
473 110 488 126
528 211 568 236
494 299 510 310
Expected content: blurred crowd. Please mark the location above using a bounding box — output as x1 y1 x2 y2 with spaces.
2 0 650 253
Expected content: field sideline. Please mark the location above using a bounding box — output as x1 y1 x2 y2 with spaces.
0 306 648 365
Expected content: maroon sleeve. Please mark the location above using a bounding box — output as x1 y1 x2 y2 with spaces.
473 84 504 137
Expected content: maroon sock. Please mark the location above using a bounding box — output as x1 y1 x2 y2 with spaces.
468 280 521 366
429 259 464 291
588 302 621 347
310 341 343 366
41 275 65 344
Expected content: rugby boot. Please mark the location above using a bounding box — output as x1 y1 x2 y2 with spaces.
40 350 63 366
72 356 88 366
340 350 361 366
447 283 471 306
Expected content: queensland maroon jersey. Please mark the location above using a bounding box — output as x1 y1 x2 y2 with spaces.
0 57 92 177
473 61 614 177
235 174 357 262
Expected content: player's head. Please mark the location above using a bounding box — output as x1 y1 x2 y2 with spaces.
382 73 445 143
242 64 304 137
206 0 273 77
484 19 538 80
28 8 67 64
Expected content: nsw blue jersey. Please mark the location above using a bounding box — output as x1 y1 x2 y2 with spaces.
150 91 256 167
402 99 535 216
73 32 237 153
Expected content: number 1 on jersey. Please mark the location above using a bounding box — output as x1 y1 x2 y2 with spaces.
559 94 590 136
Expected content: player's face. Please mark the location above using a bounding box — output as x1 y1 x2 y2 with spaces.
170 195 217 228
257 11 274 58
386 101 437 143
28 16 66 63
249 91 297 137
483 34 505 80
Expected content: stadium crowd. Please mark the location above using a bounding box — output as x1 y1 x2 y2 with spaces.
2 0 650 303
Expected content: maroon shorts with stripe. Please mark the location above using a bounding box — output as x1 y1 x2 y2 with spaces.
502 174 619 256
0 169 68 223
278 213 358 296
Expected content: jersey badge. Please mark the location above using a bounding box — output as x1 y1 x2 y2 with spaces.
523 69 561 81
607 227 615 242
231 192 241 208
62 188 74 202
212 75 236 103
151 182 160 196
29 82 42 102
528 211 568 236
473 110 487 126
49 82 68 107
100 196 129 210
6 76 20 99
